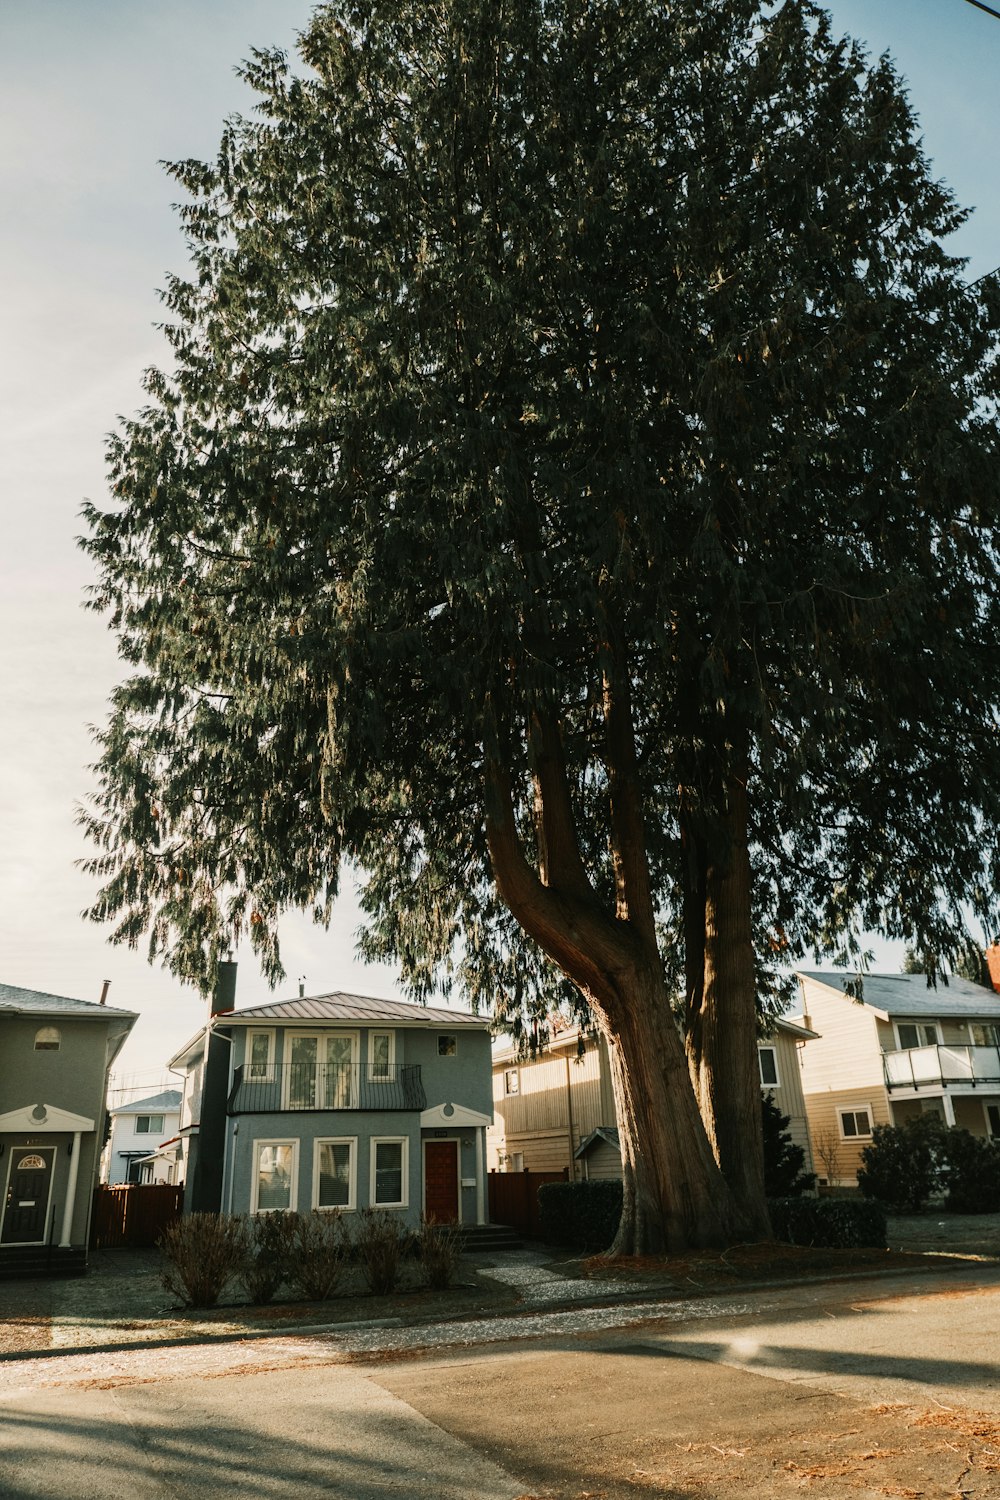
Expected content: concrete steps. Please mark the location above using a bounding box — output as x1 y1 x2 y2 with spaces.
455 1223 523 1254
0 1245 88 1279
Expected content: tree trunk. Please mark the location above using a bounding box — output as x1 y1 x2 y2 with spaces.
685 775 770 1238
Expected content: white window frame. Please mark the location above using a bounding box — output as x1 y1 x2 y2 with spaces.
839 1107 874 1141
970 1023 1000 1047
135 1115 164 1135
504 1068 520 1096
757 1046 780 1088
312 1136 357 1212
246 1029 275 1081
437 1034 458 1057
368 1030 395 1083
985 1102 1000 1139
370 1135 409 1208
895 1021 939 1051
251 1137 299 1214
283 1030 359 1108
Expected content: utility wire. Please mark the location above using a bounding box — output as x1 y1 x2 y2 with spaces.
962 0 1000 21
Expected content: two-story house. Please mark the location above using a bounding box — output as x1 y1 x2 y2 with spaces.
488 1014 817 1180
102 1088 182 1185
0 982 136 1275
793 969 1000 1186
169 966 494 1228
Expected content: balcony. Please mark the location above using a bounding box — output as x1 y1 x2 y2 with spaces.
227 1062 426 1114
883 1044 1000 1092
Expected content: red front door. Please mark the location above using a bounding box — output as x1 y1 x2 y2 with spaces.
424 1140 459 1223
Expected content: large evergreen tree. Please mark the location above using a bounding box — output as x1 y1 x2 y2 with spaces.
82 0 1000 1252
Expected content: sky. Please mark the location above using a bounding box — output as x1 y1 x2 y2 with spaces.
1 0 999 1093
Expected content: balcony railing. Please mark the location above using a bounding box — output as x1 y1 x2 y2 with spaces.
883 1044 1000 1091
227 1062 426 1114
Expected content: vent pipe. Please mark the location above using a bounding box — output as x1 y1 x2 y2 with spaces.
99 980 110 1006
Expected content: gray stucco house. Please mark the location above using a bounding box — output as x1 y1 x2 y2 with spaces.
0 982 136 1275
170 968 494 1228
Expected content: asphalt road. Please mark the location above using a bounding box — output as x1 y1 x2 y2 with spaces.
3 1266 1000 1499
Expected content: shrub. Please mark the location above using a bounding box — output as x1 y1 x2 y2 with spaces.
939 1129 1000 1214
355 1208 412 1294
857 1115 943 1213
416 1216 464 1290
768 1196 887 1249
762 1093 816 1198
537 1180 623 1252
159 1212 244 1308
287 1210 350 1300
236 1211 297 1304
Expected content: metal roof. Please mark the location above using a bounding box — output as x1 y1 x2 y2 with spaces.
110 1089 181 1115
217 990 489 1029
0 981 137 1021
796 970 1000 1020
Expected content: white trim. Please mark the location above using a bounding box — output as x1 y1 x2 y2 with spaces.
59 1133 82 1247
282 1030 359 1108
1 1145 57 1246
421 1135 462 1224
838 1106 874 1141
246 1029 275 1081
368 1030 395 1083
894 1020 940 1050
312 1136 357 1211
436 1033 458 1058
757 1045 780 1088
985 1101 1000 1138
250 1137 299 1214
419 1102 492 1129
370 1136 409 1208
0 1103 95 1134
475 1129 485 1225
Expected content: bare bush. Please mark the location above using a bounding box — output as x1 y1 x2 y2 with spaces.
288 1210 350 1300
813 1127 842 1186
236 1211 297 1304
355 1208 412 1295
159 1212 243 1308
416 1216 463 1290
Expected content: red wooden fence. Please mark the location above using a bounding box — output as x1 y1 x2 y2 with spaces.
487 1168 568 1239
90 1184 184 1249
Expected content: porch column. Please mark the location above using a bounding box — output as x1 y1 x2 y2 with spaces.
59 1132 82 1247
941 1093 956 1127
475 1129 486 1225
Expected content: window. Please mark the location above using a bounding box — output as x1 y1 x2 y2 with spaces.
135 1115 164 1134
34 1027 60 1051
504 1068 520 1096
370 1137 408 1207
437 1034 457 1057
971 1024 1000 1047
369 1031 394 1081
896 1022 939 1050
247 1030 274 1081
252 1140 298 1212
286 1031 357 1108
840 1108 873 1140
757 1047 779 1088
987 1105 1000 1138
314 1138 356 1210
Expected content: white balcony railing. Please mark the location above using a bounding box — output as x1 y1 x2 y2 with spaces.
883 1044 1000 1091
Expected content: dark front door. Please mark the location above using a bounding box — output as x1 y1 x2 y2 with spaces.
2 1148 55 1244
424 1140 459 1223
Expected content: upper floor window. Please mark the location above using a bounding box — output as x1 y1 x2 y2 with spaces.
437 1034 457 1057
369 1031 395 1081
34 1027 60 1050
504 1068 520 1096
247 1029 274 1080
757 1046 779 1088
896 1022 939 1050
135 1114 164 1134
971 1023 1000 1047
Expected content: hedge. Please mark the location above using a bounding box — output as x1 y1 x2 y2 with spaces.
537 1179 623 1251
768 1196 887 1249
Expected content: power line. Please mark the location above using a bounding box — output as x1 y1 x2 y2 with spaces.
962 0 1000 21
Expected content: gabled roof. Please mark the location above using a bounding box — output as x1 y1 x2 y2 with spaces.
796 970 1000 1021
111 1089 181 1116
0 981 136 1021
217 990 489 1029
575 1125 621 1159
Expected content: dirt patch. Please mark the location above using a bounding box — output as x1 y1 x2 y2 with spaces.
567 1241 947 1290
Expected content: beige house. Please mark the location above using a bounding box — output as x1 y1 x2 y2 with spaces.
489 1015 816 1180
792 970 1000 1187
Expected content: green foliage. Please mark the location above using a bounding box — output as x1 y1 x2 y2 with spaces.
355 1208 412 1295
761 1092 815 1199
938 1129 1000 1214
537 1179 623 1252
235 1210 297 1304
79 0 1000 1021
159 1212 244 1308
857 1115 943 1213
768 1197 887 1250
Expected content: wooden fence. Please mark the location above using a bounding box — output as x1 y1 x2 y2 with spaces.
487 1168 568 1239
90 1183 184 1249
